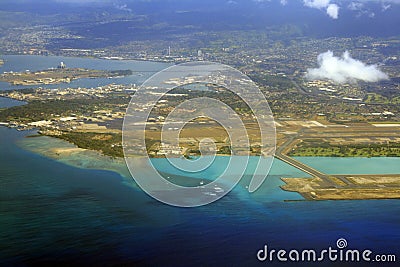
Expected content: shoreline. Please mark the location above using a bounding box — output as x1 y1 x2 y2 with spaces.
14 130 400 202
17 133 132 180
0 54 175 64
281 174 400 201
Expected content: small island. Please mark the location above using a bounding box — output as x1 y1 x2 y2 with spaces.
0 63 132 86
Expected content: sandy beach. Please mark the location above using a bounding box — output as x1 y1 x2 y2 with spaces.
18 134 132 179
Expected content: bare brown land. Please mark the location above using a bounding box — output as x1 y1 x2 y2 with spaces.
54 119 400 201
277 123 400 200
281 175 400 200
144 120 263 157
1 82 398 200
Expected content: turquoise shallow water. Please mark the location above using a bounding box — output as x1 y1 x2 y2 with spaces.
1 55 399 266
295 156 400 175
1 126 399 266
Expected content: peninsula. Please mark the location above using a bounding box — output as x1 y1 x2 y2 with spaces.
0 67 132 86
278 128 400 200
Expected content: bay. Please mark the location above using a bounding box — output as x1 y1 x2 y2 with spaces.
0 55 171 91
1 128 399 266
0 55 399 266
0 96 26 108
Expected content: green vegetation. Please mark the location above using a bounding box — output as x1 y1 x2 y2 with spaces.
50 131 123 158
0 97 129 123
364 93 400 105
392 96 400 104
289 141 400 157
249 74 294 91
110 70 133 76
364 93 389 104
217 145 231 155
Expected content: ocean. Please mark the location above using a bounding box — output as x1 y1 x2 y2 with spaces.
1 126 399 266
0 56 399 266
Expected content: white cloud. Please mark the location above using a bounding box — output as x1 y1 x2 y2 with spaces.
348 2 364 10
306 51 389 83
326 3 339 18
280 0 288 5
303 0 340 19
303 0 330 9
381 0 400 3
114 3 132 12
302 0 400 19
382 3 392 11
348 1 379 18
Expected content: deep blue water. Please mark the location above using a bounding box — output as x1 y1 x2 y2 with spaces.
1 127 399 266
0 56 399 266
0 96 26 108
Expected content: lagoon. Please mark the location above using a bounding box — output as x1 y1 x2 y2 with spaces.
0 55 399 266
295 156 400 175
1 127 399 266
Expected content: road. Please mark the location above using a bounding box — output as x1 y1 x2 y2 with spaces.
274 130 356 187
